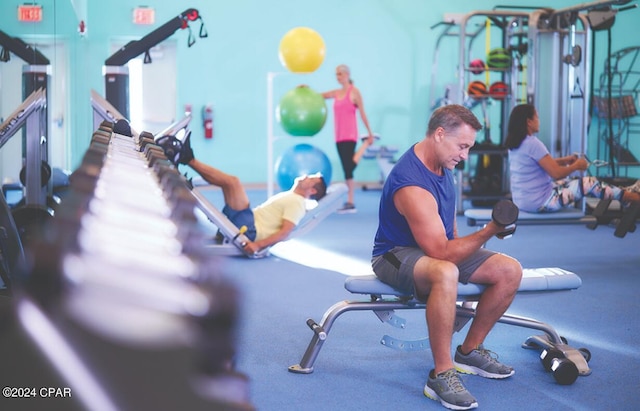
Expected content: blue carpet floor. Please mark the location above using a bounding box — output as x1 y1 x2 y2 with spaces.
201 188 640 411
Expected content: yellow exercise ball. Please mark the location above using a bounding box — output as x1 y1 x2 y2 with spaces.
278 27 326 73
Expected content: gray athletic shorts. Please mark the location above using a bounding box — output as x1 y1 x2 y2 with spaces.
371 247 496 296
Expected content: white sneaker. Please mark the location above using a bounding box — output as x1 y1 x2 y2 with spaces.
623 180 640 193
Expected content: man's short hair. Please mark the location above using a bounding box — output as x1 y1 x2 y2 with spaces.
311 176 327 201
427 104 483 136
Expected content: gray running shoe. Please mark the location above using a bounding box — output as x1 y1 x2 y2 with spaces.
454 344 515 379
424 368 478 410
336 202 357 214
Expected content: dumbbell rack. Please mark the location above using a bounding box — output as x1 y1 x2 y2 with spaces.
0 121 254 411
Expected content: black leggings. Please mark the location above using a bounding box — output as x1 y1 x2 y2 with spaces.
336 141 357 180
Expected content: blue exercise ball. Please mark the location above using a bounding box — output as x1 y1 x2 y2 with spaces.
275 143 332 190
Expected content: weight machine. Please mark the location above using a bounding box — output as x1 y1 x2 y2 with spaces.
103 8 207 119
0 29 51 168
0 30 58 247
430 0 634 212
90 89 129 132
0 89 51 247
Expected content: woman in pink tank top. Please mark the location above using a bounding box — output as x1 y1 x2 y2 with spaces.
322 64 374 213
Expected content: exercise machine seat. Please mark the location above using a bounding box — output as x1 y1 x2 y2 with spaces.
465 207 590 226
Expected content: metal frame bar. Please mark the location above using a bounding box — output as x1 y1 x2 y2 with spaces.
289 291 590 376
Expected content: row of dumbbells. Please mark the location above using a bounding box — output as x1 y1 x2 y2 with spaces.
20 120 253 410
62 120 215 343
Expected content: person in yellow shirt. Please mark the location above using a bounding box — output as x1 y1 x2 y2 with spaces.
166 135 327 254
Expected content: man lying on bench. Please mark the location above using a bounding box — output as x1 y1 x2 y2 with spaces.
157 133 327 256
371 105 522 410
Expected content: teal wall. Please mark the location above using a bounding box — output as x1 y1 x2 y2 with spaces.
1 0 638 183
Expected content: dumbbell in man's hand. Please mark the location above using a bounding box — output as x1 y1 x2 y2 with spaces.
492 199 519 239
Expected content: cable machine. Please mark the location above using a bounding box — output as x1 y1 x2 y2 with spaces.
0 89 49 246
429 0 633 211
0 30 55 245
0 29 50 159
103 8 207 119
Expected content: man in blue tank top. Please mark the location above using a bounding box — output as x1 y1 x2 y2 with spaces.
372 104 523 410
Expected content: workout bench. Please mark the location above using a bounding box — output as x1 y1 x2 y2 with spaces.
361 144 398 191
464 206 593 226
289 267 591 380
465 200 637 238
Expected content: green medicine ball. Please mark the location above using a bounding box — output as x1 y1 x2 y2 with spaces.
487 48 511 69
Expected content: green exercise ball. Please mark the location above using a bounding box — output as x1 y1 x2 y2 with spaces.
277 86 327 137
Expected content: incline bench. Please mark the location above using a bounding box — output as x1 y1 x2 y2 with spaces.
191 183 348 258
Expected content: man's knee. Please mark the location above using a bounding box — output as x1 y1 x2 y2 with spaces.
225 175 242 189
416 258 459 293
500 256 523 290
223 175 246 196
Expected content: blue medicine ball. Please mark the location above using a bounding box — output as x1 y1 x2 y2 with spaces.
275 143 332 190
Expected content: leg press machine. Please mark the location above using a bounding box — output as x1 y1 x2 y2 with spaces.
190 183 348 258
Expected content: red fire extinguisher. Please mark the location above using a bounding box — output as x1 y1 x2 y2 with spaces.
203 105 213 139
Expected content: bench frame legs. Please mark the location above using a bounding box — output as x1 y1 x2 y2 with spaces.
288 295 591 376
